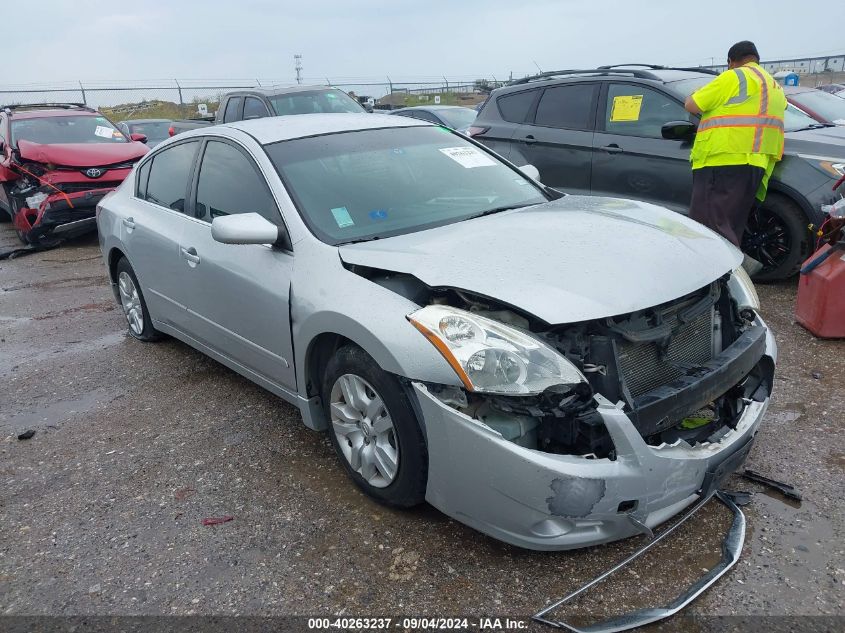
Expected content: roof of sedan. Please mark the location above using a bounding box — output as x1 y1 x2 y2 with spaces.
221 113 429 144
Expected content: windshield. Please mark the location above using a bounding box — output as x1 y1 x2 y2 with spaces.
126 121 171 140
265 126 548 244
11 115 127 145
784 104 823 131
437 107 478 130
268 89 365 116
791 90 845 124
667 77 822 132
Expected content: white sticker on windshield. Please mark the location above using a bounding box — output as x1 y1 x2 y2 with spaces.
94 125 114 139
439 146 496 168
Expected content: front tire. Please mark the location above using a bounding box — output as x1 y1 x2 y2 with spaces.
115 257 161 341
322 345 427 508
742 193 808 282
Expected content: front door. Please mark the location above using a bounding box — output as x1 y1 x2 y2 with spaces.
591 83 694 212
178 139 296 389
512 83 598 195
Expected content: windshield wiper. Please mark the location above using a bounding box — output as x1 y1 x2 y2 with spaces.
462 202 538 221
791 123 834 132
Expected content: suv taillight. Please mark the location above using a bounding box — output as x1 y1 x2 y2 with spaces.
466 125 489 138
168 126 175 137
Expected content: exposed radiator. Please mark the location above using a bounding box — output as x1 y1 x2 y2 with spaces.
617 308 715 399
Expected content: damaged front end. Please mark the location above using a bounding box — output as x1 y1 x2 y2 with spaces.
406 272 774 550
3 152 140 245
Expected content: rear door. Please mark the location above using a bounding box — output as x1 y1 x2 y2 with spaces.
177 137 296 389
123 139 201 328
511 83 598 194
591 83 694 212
476 88 540 161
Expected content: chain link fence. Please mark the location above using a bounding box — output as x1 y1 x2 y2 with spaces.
0 77 503 121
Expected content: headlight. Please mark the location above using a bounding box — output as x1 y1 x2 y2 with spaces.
408 305 586 394
798 154 845 179
728 266 760 311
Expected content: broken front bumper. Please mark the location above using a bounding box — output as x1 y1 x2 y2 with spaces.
413 319 776 551
13 188 113 243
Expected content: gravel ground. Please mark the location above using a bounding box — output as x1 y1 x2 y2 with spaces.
0 226 843 631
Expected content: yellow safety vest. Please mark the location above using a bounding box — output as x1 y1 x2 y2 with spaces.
691 65 786 167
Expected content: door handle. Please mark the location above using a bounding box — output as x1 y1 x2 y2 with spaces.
122 217 136 230
600 144 623 154
180 246 201 266
523 135 537 144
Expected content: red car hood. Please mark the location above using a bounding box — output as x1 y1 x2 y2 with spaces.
17 140 148 167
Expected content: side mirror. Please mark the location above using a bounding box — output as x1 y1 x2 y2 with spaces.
519 164 541 182
211 212 280 245
130 133 148 144
661 120 697 140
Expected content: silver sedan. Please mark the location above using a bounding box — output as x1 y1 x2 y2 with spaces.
97 113 775 550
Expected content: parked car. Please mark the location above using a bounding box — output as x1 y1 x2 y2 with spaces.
0 103 149 244
390 105 478 132
168 85 366 136
117 119 172 148
785 85 845 125
470 65 845 281
98 113 774 552
816 83 845 95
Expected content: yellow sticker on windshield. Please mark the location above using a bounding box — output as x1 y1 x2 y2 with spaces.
610 95 643 122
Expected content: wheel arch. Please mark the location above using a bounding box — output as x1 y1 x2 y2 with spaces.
765 181 816 226
107 246 127 284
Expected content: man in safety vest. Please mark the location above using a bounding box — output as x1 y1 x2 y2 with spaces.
684 40 786 274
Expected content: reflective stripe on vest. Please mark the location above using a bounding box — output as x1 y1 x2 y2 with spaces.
696 66 783 152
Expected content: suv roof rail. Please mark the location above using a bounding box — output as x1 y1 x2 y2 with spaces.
598 63 667 70
510 68 663 85
1 102 93 114
669 66 721 76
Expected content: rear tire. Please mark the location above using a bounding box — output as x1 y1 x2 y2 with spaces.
742 193 808 282
322 345 427 508
115 257 161 342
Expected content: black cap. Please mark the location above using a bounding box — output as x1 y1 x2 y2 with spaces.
728 41 760 63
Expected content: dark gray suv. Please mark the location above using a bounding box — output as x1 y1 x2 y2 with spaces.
470 65 845 280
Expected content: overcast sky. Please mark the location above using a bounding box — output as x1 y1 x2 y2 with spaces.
4 0 841 84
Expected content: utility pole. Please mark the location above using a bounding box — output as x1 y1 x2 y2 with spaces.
294 54 303 85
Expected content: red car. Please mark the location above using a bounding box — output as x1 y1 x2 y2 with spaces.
0 103 149 244
784 85 845 127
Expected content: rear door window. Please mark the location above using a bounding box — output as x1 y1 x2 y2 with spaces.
223 97 243 123
496 90 538 123
194 140 280 224
534 84 597 130
603 84 689 138
243 97 270 120
144 141 199 212
136 159 152 198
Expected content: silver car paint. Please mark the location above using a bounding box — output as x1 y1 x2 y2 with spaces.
339 195 744 324
98 114 774 550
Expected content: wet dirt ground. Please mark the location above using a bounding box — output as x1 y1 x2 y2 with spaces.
1 226 843 630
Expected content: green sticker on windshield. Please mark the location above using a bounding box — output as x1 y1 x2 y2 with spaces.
331 206 354 228
436 126 451 133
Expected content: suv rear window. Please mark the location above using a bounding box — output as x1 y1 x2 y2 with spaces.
496 90 537 123
535 85 597 130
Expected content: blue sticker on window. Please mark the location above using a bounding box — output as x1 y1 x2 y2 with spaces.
369 209 388 220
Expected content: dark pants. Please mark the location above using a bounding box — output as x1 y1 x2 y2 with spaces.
689 165 765 247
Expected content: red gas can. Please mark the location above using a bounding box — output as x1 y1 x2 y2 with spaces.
795 243 845 338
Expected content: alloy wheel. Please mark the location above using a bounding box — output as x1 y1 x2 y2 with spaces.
117 271 144 335
329 373 399 488
741 206 792 272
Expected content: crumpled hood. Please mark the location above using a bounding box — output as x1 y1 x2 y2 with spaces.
339 195 742 324
16 139 148 167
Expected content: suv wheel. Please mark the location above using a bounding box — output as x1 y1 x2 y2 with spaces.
742 194 808 281
322 345 427 508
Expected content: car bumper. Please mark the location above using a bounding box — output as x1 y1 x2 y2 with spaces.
14 188 113 242
413 318 776 551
